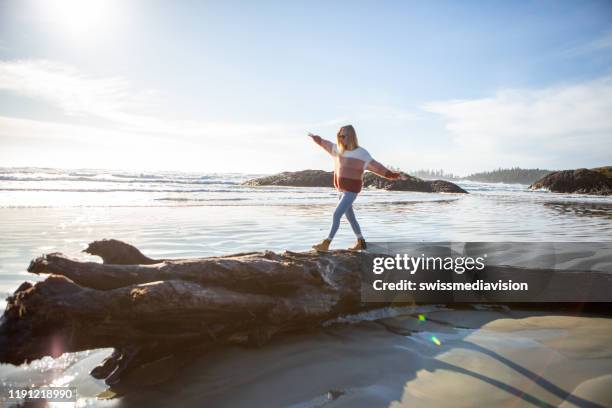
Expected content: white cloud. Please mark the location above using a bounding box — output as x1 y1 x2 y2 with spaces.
0 59 345 140
0 59 154 120
0 59 352 171
0 59 314 140
0 60 354 172
421 77 612 171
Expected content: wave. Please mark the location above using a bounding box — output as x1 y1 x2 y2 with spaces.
111 173 161 179
0 167 265 188
154 197 249 202
0 175 241 185
0 202 329 208
67 172 99 177
0 187 241 193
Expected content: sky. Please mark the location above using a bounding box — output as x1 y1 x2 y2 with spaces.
0 0 611 175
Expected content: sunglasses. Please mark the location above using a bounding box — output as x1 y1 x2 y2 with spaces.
338 134 346 139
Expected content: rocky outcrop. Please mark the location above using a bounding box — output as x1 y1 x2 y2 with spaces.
362 172 467 193
530 167 612 195
244 170 468 193
244 170 333 187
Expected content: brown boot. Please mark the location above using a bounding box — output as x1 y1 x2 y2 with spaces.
312 239 331 252
349 238 367 251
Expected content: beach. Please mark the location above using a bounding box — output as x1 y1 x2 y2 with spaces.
2 307 611 407
1 167 611 407
2 0 612 405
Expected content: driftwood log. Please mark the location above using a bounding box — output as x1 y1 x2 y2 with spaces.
2 240 611 391
0 239 382 389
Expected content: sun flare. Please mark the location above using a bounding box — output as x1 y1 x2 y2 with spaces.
37 0 114 37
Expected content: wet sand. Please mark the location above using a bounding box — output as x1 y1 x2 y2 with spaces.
3 307 606 407
115 309 611 408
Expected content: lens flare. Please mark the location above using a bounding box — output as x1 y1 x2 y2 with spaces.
36 0 117 39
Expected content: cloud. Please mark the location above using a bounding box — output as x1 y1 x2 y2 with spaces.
0 59 316 140
421 77 612 171
0 59 155 120
0 59 352 171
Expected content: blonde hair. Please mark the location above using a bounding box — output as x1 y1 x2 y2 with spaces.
337 125 358 154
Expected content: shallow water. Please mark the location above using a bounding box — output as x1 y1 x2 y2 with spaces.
1 167 612 406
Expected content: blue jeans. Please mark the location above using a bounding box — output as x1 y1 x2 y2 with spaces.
327 191 363 240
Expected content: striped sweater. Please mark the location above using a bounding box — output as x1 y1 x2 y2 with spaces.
312 136 398 193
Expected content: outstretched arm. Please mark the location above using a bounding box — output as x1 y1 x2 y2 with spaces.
308 133 335 156
366 159 401 179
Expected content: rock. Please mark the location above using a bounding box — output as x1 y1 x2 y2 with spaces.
428 180 469 194
363 172 468 193
530 167 612 195
244 170 333 187
244 170 468 194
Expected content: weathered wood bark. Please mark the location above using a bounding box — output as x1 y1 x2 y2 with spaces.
3 239 610 391
83 239 162 264
1 240 379 388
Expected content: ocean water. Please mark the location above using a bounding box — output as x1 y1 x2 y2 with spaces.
1 167 612 406
1 167 612 297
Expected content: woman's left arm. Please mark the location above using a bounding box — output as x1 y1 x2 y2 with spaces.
366 160 401 179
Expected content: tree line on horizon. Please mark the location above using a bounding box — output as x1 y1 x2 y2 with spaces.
410 167 554 184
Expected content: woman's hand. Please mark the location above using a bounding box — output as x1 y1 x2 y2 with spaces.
308 132 323 145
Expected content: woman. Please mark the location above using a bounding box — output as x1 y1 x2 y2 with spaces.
309 125 401 251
